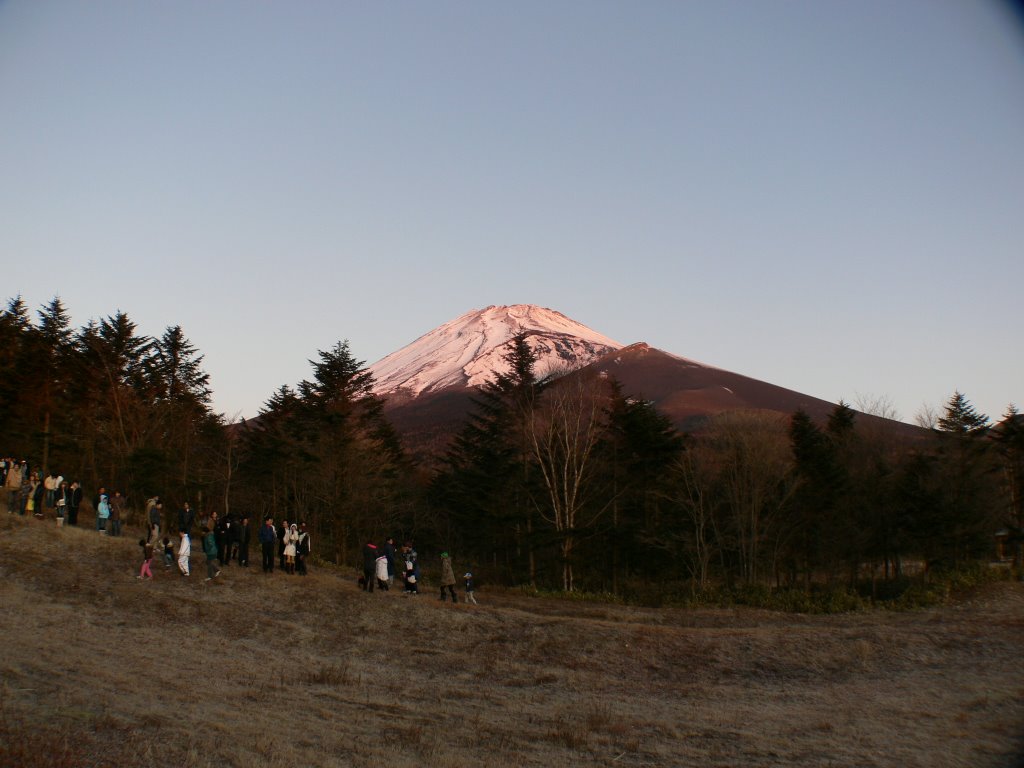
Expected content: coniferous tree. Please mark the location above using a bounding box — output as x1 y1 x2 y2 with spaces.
237 343 407 565
432 333 546 584
600 379 684 591
920 391 996 568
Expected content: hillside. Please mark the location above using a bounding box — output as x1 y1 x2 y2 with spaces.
2 514 1023 767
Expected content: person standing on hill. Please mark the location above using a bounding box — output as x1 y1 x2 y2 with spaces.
295 522 309 576
375 550 390 591
201 526 221 581
259 516 276 573
383 536 396 589
177 529 191 576
214 512 229 565
224 513 239 565
178 502 195 535
238 516 251 567
361 541 378 592
361 541 380 591
137 539 154 580
67 481 82 526
29 473 44 518
402 542 419 595
439 551 458 603
5 460 24 513
43 472 58 509
277 519 290 571
56 480 70 525
109 491 125 536
283 523 298 575
95 493 111 533
147 497 162 539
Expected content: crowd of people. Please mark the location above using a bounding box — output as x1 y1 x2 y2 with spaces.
2 457 478 600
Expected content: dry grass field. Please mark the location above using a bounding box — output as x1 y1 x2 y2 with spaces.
1 512 1022 768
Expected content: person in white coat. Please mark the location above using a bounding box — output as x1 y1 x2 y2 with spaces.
375 552 390 591
283 523 298 575
177 530 191 576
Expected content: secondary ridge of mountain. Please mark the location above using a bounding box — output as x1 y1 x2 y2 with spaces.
368 304 622 398
366 305 921 459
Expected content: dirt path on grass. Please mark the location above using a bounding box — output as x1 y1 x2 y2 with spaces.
1 514 1022 767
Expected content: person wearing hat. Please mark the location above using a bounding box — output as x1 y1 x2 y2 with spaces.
95 492 111 533
439 551 458 603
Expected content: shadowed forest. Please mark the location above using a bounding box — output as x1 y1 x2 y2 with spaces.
2 296 1022 605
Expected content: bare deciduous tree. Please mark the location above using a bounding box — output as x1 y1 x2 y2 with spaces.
525 374 610 591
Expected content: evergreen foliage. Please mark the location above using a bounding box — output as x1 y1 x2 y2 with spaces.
1 294 1015 601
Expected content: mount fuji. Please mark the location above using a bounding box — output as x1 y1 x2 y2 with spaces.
367 304 911 456
368 305 623 401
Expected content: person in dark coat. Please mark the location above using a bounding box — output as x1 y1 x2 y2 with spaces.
238 516 251 567
361 542 378 592
215 513 230 565
258 516 276 573
296 522 310 576
277 519 289 570
178 502 195 535
67 481 82 526
383 536 397 589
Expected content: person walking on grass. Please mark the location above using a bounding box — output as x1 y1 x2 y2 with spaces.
202 526 221 581
439 551 458 603
177 529 191 576
138 539 154 580
464 572 478 605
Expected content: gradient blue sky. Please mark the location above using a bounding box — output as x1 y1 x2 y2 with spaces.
2 1 1022 424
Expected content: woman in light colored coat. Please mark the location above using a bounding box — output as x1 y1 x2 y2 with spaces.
283 524 298 574
439 551 457 603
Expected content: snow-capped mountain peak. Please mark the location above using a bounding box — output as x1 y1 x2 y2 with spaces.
368 305 623 397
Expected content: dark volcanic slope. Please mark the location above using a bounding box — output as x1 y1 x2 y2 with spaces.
381 342 922 457
587 343 841 429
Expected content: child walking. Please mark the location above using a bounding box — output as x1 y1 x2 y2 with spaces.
162 536 174 568
137 539 154 580
177 529 191 576
464 572 478 605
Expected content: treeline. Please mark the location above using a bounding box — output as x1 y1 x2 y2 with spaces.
0 297 225 526
431 336 1024 596
4 297 1021 598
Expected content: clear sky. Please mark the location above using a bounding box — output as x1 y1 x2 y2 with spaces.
2 1 1022 424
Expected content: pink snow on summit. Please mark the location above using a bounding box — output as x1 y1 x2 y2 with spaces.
368 305 623 397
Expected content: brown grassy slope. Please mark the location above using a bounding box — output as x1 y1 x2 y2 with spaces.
0 513 1022 768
